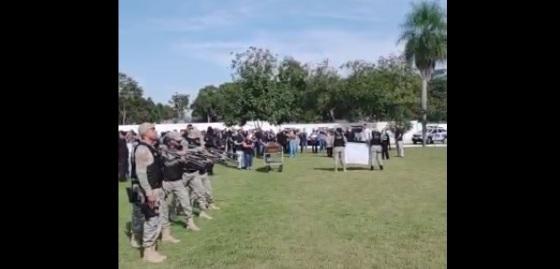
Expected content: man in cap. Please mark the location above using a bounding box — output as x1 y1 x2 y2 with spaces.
178 132 221 212
159 132 202 235
130 123 167 263
183 133 220 213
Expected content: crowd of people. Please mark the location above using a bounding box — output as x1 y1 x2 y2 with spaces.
117 122 406 263
119 123 408 182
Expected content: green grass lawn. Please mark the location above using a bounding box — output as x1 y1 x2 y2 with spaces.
119 147 447 269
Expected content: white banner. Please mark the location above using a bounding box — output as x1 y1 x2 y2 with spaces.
344 142 370 165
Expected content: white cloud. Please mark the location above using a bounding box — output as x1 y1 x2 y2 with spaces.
149 5 254 32
149 0 396 32
150 11 233 31
173 29 404 71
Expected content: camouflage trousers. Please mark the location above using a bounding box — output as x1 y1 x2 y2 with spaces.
333 146 346 171
369 145 383 168
161 179 194 229
199 172 215 205
396 141 405 157
183 172 211 210
131 187 164 248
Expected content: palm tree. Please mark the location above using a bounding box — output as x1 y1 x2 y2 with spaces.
398 1 447 146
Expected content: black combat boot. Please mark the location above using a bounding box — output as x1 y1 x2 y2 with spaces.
370 166 374 171
380 165 384 170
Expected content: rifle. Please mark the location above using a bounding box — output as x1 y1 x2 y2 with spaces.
185 136 202 147
161 148 211 174
126 182 159 219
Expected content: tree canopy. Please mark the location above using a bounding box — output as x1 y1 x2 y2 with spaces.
118 72 176 124
187 51 436 126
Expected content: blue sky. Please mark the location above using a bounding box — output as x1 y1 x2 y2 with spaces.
119 0 446 104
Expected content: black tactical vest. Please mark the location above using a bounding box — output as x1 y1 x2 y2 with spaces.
162 155 184 181
131 141 163 189
333 132 345 147
371 131 382 145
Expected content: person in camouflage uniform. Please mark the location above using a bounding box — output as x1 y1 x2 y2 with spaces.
129 123 167 263
159 132 202 236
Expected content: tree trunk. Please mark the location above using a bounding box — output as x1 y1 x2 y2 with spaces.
329 108 335 122
207 114 211 123
421 78 428 147
122 108 126 125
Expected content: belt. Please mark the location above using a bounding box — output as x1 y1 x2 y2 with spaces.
163 178 183 182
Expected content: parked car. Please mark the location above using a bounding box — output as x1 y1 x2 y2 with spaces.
412 127 447 144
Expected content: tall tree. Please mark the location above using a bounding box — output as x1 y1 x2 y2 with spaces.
118 73 143 124
119 72 187 124
217 82 243 126
307 59 342 122
191 85 221 122
231 47 290 126
376 56 420 123
427 75 447 122
340 60 377 121
398 1 447 146
157 103 176 122
169 93 190 120
277 57 308 122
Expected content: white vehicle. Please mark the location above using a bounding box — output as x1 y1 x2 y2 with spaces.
412 127 447 144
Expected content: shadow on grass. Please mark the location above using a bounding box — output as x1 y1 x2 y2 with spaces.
345 167 372 171
308 154 330 158
172 220 187 228
256 166 283 173
313 168 335 171
125 221 132 237
255 166 270 173
313 167 371 171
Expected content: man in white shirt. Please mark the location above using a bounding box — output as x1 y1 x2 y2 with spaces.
361 123 372 143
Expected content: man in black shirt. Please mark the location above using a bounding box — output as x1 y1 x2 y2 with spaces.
225 129 234 153
344 128 353 142
395 127 404 157
381 127 390 160
299 129 308 153
277 130 288 154
234 130 245 168
332 128 347 172
369 127 384 170
255 129 264 157
241 135 255 170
